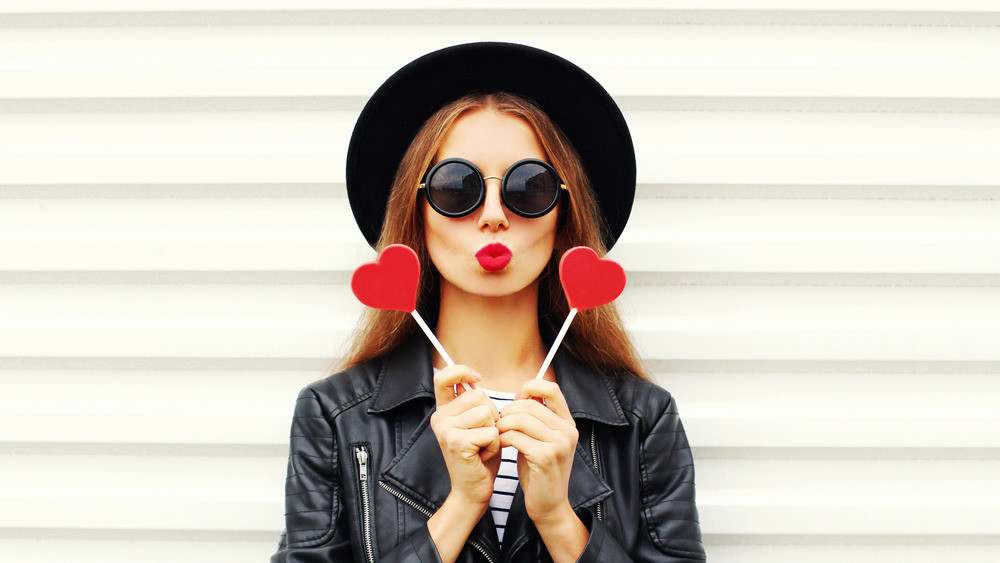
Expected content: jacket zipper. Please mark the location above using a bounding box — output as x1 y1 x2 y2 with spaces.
379 481 495 563
591 422 603 522
355 446 376 563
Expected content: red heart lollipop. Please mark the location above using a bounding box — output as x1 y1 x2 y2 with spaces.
351 244 420 312
559 246 626 311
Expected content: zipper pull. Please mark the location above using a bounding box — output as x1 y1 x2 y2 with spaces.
356 447 368 482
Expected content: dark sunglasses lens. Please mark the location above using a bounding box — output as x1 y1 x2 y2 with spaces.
505 162 559 216
427 161 482 216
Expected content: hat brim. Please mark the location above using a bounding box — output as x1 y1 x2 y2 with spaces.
346 42 636 250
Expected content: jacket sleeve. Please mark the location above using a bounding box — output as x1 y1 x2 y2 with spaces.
271 386 444 563
575 389 706 562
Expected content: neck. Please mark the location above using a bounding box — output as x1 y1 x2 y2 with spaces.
433 280 550 393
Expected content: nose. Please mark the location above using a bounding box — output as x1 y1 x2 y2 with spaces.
477 177 509 232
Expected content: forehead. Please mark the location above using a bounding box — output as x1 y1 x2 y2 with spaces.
435 108 546 167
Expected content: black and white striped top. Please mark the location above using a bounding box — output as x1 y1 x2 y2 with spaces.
482 387 519 545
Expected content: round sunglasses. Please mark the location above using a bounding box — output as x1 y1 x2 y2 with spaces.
419 157 567 218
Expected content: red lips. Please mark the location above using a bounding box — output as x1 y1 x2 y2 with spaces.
475 243 512 272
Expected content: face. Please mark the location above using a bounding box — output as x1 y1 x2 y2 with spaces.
423 108 559 299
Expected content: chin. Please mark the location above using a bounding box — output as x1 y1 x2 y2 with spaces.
443 272 536 299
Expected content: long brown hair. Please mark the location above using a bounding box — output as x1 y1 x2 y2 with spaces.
341 92 648 379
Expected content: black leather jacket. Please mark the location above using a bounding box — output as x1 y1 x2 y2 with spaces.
272 335 706 562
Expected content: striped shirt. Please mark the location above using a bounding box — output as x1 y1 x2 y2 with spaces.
482 387 519 545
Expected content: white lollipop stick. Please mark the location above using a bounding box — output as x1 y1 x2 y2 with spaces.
535 308 577 380
410 310 471 391
411 310 454 366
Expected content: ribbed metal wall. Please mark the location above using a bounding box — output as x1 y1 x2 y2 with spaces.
2 2 998 561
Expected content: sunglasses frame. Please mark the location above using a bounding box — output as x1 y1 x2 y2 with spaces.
419 157 567 219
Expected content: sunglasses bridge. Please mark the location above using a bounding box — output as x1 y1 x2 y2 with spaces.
479 173 568 192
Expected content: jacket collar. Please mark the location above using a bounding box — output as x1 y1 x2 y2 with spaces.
368 332 629 428
368 333 436 414
553 345 630 427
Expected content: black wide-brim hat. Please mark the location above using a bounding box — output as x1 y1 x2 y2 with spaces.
346 42 636 250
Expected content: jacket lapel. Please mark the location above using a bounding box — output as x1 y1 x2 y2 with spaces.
380 410 449 511
552 348 629 509
367 335 450 512
552 347 630 428
501 437 617 560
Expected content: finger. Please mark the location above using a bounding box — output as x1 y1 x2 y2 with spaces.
441 425 499 457
463 426 501 452
499 429 570 469
496 411 559 441
440 388 499 420
500 397 567 430
479 431 501 462
433 365 481 406
516 379 572 420
498 428 538 453
449 403 500 429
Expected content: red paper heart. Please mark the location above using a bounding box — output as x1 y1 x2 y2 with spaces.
351 244 420 312
559 246 626 311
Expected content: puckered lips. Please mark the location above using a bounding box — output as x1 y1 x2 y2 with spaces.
475 243 512 272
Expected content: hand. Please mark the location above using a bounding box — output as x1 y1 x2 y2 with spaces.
496 379 579 525
427 366 502 562
429 365 502 509
497 379 588 562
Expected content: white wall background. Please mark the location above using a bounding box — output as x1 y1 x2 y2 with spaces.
1 1 999 561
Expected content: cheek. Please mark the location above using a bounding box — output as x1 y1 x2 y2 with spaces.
423 209 467 264
530 214 559 248
423 205 450 246
515 220 558 271
423 219 447 260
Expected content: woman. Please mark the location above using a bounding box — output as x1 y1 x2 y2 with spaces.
272 42 705 563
